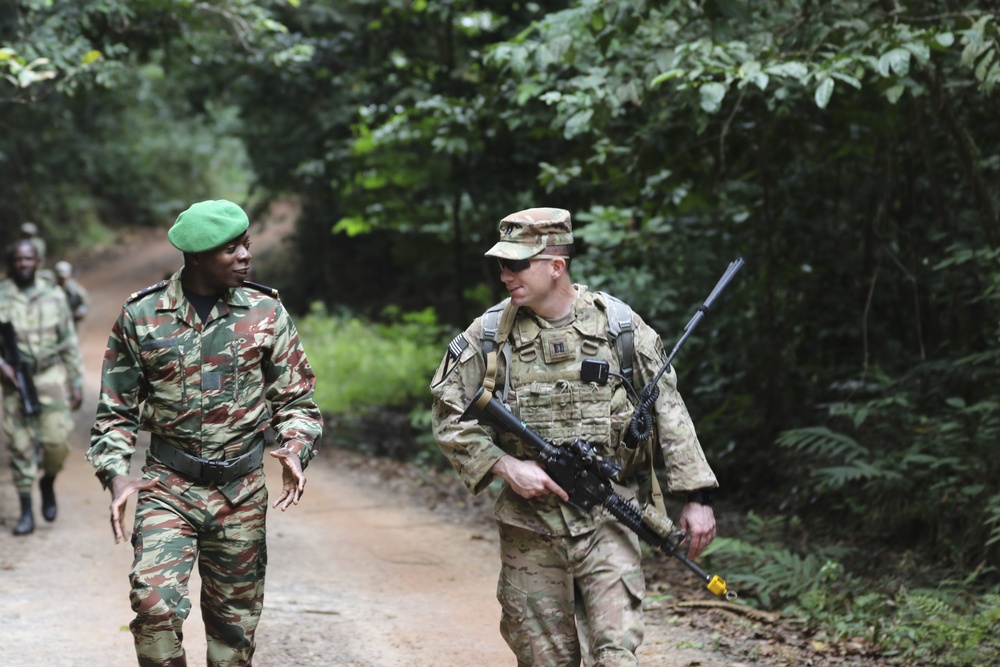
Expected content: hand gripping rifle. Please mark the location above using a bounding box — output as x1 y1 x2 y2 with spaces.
0 320 42 417
462 258 745 600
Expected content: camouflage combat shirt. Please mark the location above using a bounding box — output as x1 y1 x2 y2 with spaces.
88 269 322 502
0 277 83 390
430 285 717 537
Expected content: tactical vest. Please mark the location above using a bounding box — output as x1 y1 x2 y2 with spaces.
480 291 635 404
479 291 646 479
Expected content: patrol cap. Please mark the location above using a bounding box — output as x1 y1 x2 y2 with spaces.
21 222 39 235
484 207 574 260
168 200 249 253
54 260 72 278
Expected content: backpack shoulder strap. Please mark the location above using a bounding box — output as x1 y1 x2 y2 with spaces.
481 298 510 358
599 291 635 388
480 298 517 404
600 292 667 513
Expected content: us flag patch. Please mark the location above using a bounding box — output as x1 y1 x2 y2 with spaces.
431 334 469 387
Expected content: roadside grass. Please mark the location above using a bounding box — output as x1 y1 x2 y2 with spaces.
297 304 445 463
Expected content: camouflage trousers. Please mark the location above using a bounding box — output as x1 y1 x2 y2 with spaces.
129 480 268 667
2 366 74 493
497 520 645 667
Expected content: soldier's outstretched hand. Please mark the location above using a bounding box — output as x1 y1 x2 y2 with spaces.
679 501 717 560
108 475 158 544
270 446 306 511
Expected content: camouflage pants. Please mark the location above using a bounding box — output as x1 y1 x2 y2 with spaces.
2 366 74 493
497 520 645 667
129 480 268 667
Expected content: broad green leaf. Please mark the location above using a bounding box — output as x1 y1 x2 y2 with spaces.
332 216 372 237
830 71 862 89
975 48 996 82
885 83 905 103
814 77 834 108
81 50 103 65
903 41 930 65
699 82 726 113
934 32 955 47
563 108 594 138
764 61 808 80
516 81 544 105
649 68 685 88
749 72 769 90
877 48 911 77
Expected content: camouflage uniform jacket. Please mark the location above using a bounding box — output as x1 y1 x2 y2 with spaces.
430 285 717 537
0 277 83 391
87 269 322 504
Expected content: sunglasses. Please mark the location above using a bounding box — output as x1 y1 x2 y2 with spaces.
497 254 562 273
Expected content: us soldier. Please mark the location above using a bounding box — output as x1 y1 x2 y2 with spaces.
0 240 84 535
430 208 719 666
54 260 90 325
87 199 323 667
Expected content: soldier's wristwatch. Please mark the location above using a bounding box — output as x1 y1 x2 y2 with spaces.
686 489 714 505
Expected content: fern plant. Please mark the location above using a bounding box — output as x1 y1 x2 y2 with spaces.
883 591 1000 666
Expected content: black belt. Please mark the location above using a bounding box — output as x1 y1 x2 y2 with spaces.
150 434 264 484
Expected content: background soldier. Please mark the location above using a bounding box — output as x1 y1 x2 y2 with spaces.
430 208 719 666
87 199 323 667
53 260 90 324
19 222 47 264
0 240 84 535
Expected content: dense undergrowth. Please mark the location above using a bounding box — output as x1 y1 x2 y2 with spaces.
703 513 1000 666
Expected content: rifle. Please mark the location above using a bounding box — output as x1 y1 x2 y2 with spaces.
463 388 736 599
0 321 42 417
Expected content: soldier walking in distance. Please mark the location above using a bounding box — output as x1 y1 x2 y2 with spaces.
53 260 90 325
0 240 84 535
87 199 323 667
430 208 719 666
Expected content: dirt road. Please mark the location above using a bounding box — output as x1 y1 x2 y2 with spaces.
0 208 777 666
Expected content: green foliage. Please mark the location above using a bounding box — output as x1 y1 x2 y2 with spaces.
0 0 311 101
297 303 444 417
775 342 1000 569
704 513 859 611
706 513 1000 665
297 304 449 462
0 0 299 233
883 592 1000 666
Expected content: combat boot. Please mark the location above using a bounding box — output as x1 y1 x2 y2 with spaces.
12 493 34 536
40 473 57 522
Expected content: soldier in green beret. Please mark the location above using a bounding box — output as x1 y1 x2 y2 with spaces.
0 239 84 535
88 199 323 667
430 207 719 666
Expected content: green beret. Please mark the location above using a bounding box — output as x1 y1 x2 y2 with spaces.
168 200 250 253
